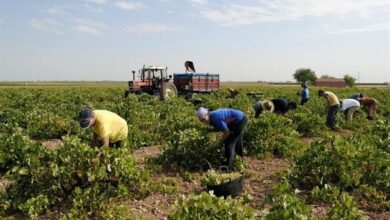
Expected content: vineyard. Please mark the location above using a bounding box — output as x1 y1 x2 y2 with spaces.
0 85 389 219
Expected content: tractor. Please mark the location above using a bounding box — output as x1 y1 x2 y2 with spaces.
124 65 177 100
125 62 220 100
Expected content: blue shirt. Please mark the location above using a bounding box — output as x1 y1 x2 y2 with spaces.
301 88 309 100
209 109 244 131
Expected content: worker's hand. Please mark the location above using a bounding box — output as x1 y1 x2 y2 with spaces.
95 151 103 158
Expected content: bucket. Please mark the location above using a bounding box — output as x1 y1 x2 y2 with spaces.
206 173 243 198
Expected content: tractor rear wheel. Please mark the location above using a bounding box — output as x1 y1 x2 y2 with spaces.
161 83 177 100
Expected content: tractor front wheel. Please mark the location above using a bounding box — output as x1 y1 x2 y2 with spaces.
161 83 177 100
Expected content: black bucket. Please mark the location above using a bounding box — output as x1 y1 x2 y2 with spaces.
206 174 243 198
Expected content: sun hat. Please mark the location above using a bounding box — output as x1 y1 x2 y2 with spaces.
79 108 93 128
196 107 209 120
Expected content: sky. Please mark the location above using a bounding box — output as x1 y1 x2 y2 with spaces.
0 0 389 82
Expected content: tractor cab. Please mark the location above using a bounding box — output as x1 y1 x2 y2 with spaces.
125 65 177 100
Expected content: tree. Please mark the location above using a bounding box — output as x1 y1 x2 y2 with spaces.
344 75 356 87
293 68 317 84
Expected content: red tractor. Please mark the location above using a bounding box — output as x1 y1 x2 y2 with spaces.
125 65 177 100
125 62 220 100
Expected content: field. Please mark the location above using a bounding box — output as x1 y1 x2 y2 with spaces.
0 83 389 219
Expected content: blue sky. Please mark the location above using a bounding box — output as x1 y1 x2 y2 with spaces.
0 0 389 82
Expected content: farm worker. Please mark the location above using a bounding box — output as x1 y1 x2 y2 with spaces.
227 88 240 99
340 99 360 121
350 93 364 100
254 99 297 118
318 90 340 130
196 107 248 170
253 100 274 117
300 82 310 105
78 108 128 147
358 96 379 120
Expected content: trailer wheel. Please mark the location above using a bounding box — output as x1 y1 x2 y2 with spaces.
161 83 177 100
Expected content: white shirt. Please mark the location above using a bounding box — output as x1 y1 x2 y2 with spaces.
341 99 360 111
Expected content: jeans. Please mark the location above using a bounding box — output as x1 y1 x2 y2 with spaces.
327 104 339 130
300 98 309 105
344 106 359 121
224 116 248 169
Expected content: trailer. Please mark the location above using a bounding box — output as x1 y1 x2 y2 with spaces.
173 73 219 98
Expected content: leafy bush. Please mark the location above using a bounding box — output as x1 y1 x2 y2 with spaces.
264 182 313 220
168 191 257 220
157 128 223 170
311 185 364 219
244 113 302 158
0 136 145 217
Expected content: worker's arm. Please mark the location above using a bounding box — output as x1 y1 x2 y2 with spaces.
219 128 230 146
324 95 331 106
91 133 98 146
101 135 109 147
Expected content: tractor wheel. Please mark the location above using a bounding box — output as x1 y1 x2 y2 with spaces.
161 83 177 100
124 90 130 98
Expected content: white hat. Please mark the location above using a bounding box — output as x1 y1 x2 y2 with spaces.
196 107 209 119
261 100 275 112
254 100 274 114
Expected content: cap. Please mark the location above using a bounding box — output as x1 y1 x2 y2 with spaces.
196 107 209 120
79 108 93 128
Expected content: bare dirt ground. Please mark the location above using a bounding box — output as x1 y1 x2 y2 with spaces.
41 139 63 150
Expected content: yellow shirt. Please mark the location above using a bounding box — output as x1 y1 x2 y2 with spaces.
324 91 340 106
92 110 128 143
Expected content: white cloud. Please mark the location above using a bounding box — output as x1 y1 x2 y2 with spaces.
74 18 107 28
297 22 390 37
86 0 110 4
0 18 4 24
84 4 103 13
201 0 390 26
190 0 208 5
126 23 180 34
72 25 102 35
323 22 390 34
114 1 145 10
29 18 64 34
46 5 81 15
72 18 107 35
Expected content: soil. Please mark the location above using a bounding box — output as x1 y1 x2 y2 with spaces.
0 176 12 193
41 139 63 150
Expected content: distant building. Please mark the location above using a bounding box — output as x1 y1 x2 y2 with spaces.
314 78 347 88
